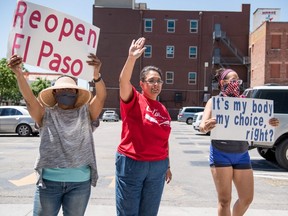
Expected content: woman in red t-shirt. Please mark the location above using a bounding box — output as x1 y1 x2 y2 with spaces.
116 37 172 216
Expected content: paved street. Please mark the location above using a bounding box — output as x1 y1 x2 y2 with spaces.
0 121 288 215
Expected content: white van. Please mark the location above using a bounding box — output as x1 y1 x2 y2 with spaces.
243 85 288 170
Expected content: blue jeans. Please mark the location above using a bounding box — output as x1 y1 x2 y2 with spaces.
115 152 169 216
33 179 91 216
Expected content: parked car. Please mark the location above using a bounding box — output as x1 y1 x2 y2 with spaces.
0 106 39 136
102 110 119 122
177 106 205 125
243 85 288 170
192 111 210 135
192 111 203 131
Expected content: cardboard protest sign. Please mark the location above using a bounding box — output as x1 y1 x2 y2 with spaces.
7 0 100 81
211 96 275 142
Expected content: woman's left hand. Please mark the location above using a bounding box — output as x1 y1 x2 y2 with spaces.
269 117 279 127
166 168 172 184
87 53 102 77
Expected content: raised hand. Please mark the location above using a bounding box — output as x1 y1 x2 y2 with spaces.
86 53 102 78
128 37 146 59
7 54 23 75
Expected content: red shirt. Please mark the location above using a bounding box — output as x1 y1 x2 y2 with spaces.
118 87 171 161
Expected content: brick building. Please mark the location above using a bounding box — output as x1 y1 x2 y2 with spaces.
250 21 288 87
92 0 250 119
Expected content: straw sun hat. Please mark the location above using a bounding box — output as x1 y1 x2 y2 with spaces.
38 76 91 108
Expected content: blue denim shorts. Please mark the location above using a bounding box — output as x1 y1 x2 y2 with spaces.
209 145 252 169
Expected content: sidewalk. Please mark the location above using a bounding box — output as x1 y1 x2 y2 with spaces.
1 204 288 216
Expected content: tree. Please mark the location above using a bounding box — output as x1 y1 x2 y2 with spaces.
0 58 22 104
31 77 51 97
0 58 52 105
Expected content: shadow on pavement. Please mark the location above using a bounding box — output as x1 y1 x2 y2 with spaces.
251 159 285 172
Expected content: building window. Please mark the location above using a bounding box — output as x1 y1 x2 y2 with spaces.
271 35 281 49
270 64 280 78
166 71 174 84
144 19 153 32
144 45 152 58
188 72 197 85
189 46 197 58
190 20 198 33
166 46 174 58
167 20 175 33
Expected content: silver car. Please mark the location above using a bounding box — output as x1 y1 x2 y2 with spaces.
102 110 119 122
177 106 205 125
0 106 39 136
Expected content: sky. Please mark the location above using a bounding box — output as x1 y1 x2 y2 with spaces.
0 0 287 74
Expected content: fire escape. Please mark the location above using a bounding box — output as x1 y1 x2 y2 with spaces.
212 24 250 68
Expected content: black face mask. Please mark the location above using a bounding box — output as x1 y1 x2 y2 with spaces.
55 91 77 106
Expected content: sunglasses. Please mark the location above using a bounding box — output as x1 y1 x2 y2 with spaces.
144 79 164 85
225 79 243 85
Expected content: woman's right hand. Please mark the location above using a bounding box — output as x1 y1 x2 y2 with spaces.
202 117 217 133
7 54 23 76
128 37 146 59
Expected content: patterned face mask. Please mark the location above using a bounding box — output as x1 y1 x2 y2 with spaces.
221 81 240 97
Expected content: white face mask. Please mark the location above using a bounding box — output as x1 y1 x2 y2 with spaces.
55 91 77 106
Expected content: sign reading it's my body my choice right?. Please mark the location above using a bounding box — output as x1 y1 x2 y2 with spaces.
211 96 275 143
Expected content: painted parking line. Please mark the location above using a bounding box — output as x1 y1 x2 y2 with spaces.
9 173 37 186
105 176 115 188
254 174 288 180
253 171 288 180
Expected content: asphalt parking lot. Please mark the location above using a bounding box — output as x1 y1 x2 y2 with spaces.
0 121 287 216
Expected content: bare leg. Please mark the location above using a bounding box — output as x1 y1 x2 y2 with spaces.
232 169 254 216
211 166 233 216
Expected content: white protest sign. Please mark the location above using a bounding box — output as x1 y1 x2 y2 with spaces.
7 0 100 81
211 96 275 142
